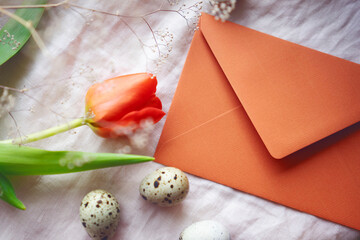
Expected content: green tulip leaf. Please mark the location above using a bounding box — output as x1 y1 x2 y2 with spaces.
0 143 153 210
0 0 47 66
0 143 154 175
0 172 26 210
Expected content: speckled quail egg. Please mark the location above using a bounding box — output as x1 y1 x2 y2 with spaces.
139 167 189 207
179 220 231 240
79 189 121 240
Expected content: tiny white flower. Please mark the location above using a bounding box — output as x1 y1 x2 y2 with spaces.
74 158 84 167
59 157 67 167
118 145 132 154
67 162 75 170
210 0 237 22
130 132 149 149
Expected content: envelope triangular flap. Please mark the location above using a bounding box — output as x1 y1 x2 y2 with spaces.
199 13 360 159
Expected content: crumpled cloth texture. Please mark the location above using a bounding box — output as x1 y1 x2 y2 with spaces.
0 0 359 239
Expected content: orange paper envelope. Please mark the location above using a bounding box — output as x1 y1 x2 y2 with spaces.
155 13 360 230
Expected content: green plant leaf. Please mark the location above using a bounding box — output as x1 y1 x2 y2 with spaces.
0 0 47 66
0 172 26 210
0 143 154 175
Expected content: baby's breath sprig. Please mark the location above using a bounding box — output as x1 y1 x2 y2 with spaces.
160 1 203 32
147 28 174 75
0 0 204 69
209 0 236 22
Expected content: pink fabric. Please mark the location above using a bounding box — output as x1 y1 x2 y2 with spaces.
0 0 359 239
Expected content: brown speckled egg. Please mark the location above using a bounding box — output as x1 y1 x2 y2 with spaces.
79 189 120 240
139 167 189 207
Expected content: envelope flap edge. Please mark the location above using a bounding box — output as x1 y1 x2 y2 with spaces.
199 13 360 159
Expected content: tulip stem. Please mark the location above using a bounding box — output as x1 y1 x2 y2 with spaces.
0 118 87 145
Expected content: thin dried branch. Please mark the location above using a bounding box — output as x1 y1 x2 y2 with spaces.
0 0 205 136
7 112 24 144
0 85 66 122
0 7 48 55
141 16 161 58
0 85 27 93
0 0 70 9
0 0 203 63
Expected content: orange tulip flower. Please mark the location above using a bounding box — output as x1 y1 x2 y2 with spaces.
85 73 165 138
0 74 164 210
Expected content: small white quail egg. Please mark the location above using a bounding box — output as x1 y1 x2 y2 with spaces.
179 220 231 240
79 189 120 240
139 167 189 207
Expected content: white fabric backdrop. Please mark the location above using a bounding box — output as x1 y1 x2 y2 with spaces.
0 0 359 239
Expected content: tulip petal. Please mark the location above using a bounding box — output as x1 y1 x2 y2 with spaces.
120 107 166 125
90 107 165 138
85 73 165 139
143 96 162 109
86 73 158 122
